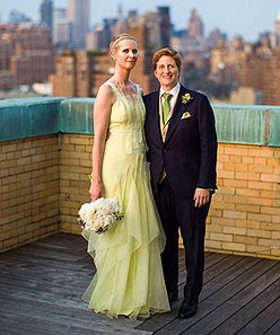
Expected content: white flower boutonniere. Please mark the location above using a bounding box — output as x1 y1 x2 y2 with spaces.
181 93 193 104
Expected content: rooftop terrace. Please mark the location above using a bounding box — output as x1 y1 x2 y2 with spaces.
0 233 279 335
0 98 280 334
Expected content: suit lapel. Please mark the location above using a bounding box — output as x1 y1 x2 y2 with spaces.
150 91 163 145
165 86 187 143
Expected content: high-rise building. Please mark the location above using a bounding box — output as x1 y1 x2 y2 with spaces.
187 9 204 40
53 8 67 44
126 17 159 93
157 7 171 47
271 13 280 47
67 0 90 49
0 29 14 90
40 0 53 30
237 45 280 105
9 10 31 24
50 16 159 98
141 12 162 51
0 24 55 87
50 50 114 97
86 19 116 51
112 5 125 37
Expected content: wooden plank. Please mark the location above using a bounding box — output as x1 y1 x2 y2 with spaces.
208 273 280 334
264 320 280 335
0 299 151 335
177 253 232 294
155 260 279 335
137 255 260 333
138 257 268 334
1 233 279 335
235 297 280 335
0 312 152 335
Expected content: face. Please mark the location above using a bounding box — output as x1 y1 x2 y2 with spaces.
112 40 138 70
154 55 180 91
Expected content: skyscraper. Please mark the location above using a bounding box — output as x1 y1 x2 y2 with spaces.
157 7 171 47
67 0 90 49
40 0 53 30
187 9 204 40
271 13 280 46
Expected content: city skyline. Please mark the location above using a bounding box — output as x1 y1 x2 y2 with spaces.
0 0 280 41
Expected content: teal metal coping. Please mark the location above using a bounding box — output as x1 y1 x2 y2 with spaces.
0 98 279 147
0 97 64 141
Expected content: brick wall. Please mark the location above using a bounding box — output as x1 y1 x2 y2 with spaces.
59 134 92 234
57 134 280 260
1 133 279 260
0 136 60 252
207 143 280 259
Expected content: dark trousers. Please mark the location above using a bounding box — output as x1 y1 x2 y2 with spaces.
154 177 210 302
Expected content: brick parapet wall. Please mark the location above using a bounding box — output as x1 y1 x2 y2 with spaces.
59 134 92 234
206 143 280 259
58 134 280 260
0 136 60 252
1 133 279 259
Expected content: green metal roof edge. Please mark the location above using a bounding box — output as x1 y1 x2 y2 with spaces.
0 98 279 147
0 97 64 141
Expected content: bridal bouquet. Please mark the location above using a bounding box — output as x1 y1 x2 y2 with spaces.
77 197 123 234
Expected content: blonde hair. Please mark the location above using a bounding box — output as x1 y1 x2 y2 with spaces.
109 33 137 52
152 47 182 72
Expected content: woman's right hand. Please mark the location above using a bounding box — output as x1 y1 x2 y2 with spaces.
89 180 104 202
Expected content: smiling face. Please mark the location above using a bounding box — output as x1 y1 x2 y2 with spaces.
154 55 180 91
112 39 138 71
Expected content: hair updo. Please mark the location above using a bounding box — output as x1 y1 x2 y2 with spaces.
109 33 137 52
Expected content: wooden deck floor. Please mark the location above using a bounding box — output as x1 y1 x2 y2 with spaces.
0 233 279 335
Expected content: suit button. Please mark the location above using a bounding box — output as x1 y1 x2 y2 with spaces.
163 149 167 153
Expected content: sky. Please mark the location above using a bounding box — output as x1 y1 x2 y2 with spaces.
0 0 280 42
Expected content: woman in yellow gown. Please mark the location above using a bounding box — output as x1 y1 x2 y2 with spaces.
82 33 170 319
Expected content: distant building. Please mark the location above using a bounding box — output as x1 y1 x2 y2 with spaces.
171 29 187 54
126 17 159 93
40 0 53 30
238 45 280 105
187 9 204 40
0 24 55 88
86 19 116 51
138 12 161 51
55 19 74 48
51 17 159 98
50 50 114 97
53 8 72 47
112 5 125 37
206 28 227 49
157 6 171 47
0 70 14 90
9 10 31 24
67 0 90 49
211 87 263 105
210 37 245 85
271 12 280 47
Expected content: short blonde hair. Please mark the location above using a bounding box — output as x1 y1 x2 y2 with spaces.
109 33 137 52
152 47 182 72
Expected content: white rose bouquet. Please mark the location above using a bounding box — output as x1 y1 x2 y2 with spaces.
78 197 123 234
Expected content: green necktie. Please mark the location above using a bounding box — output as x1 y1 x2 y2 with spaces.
162 93 173 124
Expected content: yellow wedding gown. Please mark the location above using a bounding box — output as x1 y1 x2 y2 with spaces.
82 81 170 319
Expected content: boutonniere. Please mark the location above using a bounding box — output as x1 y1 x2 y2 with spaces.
181 93 193 104
181 111 192 120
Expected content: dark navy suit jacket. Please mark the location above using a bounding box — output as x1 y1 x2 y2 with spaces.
144 84 217 198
